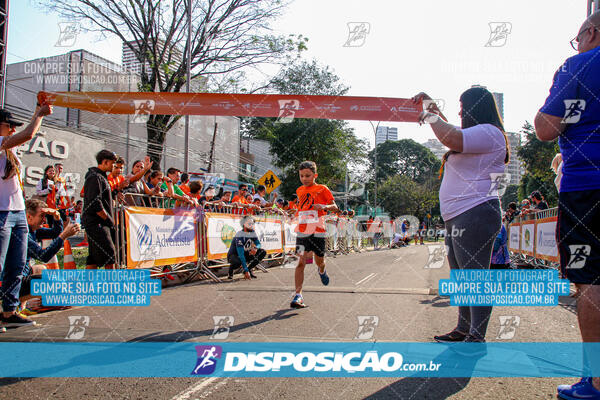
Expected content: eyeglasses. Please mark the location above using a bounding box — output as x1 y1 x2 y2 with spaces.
570 26 596 51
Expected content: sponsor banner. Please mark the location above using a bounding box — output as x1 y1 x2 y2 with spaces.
284 221 298 252
2 342 599 377
535 217 559 262
124 207 198 268
508 223 520 253
520 221 535 257
205 213 284 260
38 91 422 122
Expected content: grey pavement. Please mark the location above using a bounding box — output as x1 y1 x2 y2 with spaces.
0 244 581 399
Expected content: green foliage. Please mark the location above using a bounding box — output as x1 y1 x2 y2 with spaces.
378 174 439 218
517 121 560 206
501 184 519 207
264 118 368 198
242 60 367 199
369 139 441 184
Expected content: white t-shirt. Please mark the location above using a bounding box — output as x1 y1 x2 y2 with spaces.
0 136 25 211
439 124 506 221
253 193 266 206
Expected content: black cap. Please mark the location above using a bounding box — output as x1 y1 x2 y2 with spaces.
0 110 24 127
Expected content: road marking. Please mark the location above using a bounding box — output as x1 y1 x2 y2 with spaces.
219 285 435 295
172 377 224 400
355 273 376 286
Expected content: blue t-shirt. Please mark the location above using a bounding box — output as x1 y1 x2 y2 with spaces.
539 46 600 192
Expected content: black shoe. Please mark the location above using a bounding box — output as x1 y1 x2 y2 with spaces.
227 275 233 280
1 313 36 327
451 335 487 357
434 330 467 343
250 272 257 279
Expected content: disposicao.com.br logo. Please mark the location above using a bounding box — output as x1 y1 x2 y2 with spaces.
191 347 441 376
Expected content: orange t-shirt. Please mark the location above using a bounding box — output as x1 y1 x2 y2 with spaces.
54 176 71 210
107 174 125 191
231 194 248 204
295 183 334 234
179 183 191 195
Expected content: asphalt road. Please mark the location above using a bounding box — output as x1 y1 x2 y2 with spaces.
0 244 582 399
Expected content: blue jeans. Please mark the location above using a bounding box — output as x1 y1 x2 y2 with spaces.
0 210 29 312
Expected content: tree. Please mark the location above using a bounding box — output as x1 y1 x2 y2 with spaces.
263 118 367 198
368 139 441 184
517 121 560 206
242 60 367 198
241 60 350 140
378 174 439 218
41 0 308 164
501 184 519 207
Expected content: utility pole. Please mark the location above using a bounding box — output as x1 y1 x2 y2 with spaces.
369 121 381 216
183 0 192 172
589 0 599 16
0 0 9 108
208 122 218 173
344 169 349 210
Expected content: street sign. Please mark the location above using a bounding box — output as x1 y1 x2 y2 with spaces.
257 170 281 194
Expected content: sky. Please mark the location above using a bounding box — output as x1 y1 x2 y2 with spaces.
7 0 590 148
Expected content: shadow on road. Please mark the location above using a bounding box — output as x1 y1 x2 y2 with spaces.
363 377 470 399
127 308 298 342
363 346 487 399
419 296 450 308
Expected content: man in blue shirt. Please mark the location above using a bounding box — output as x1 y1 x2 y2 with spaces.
18 200 80 313
227 216 266 280
535 10 600 399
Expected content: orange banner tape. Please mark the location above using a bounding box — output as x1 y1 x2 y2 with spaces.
37 91 422 122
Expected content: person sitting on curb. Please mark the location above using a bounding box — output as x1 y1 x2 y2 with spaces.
19 199 80 316
227 215 266 280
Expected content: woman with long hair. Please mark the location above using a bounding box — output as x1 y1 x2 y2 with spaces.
0 104 52 328
413 86 509 344
35 165 56 206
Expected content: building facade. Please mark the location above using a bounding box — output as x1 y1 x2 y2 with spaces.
239 137 282 185
422 138 447 160
5 49 239 196
506 131 523 186
375 126 398 146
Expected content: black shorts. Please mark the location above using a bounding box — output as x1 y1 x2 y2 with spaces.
296 234 326 258
85 224 116 268
557 189 600 285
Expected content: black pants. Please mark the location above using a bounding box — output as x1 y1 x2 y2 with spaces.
227 248 267 277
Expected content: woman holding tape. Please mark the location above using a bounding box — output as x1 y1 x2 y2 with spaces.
0 104 52 329
413 86 508 343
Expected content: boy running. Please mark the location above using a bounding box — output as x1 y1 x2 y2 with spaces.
291 161 338 309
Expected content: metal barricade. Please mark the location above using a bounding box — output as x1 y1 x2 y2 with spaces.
508 207 559 269
115 193 214 282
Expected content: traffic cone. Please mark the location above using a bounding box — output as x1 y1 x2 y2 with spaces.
42 239 60 270
63 240 76 269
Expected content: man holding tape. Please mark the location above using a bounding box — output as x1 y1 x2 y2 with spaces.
535 10 600 399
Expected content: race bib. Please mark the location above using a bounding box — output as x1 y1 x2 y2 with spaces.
298 210 319 224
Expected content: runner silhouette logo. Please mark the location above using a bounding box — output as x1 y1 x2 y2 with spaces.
192 345 222 375
562 99 586 123
566 244 591 269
